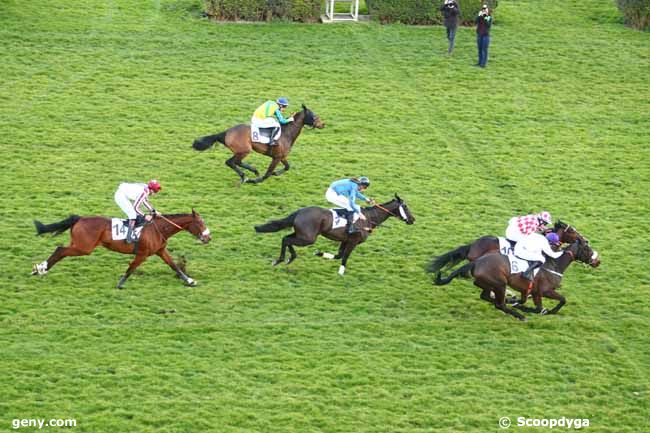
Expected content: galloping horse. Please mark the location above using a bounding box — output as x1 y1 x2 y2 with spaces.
427 220 586 275
431 239 600 320
254 195 415 275
192 104 324 184
32 210 211 288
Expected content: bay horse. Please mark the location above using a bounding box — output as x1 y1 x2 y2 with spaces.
254 195 415 275
431 239 600 321
192 104 324 184
32 210 211 289
427 220 586 276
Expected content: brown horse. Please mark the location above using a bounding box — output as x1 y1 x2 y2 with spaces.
192 104 324 184
32 211 211 288
254 195 415 275
427 220 586 276
431 239 600 321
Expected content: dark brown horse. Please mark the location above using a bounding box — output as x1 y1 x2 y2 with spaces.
431 239 600 320
254 195 415 275
427 220 586 276
192 104 324 184
32 211 211 288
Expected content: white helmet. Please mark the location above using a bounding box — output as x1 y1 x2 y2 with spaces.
537 211 552 225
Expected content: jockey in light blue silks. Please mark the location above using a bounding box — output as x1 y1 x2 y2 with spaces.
325 177 374 234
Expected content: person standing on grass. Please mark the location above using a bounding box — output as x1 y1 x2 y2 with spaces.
475 4 493 67
440 0 461 54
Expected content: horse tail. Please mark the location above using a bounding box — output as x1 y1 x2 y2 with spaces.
254 211 299 233
433 262 474 286
427 244 470 274
192 131 226 151
34 215 81 236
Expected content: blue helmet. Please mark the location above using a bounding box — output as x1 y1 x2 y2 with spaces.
276 97 289 107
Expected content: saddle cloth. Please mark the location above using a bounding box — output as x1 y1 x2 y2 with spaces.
330 209 359 230
111 218 144 241
499 237 539 277
251 126 280 144
498 237 515 256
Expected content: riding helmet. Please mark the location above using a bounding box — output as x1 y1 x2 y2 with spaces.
277 97 289 107
148 179 162 192
356 176 370 187
546 232 560 245
537 211 552 225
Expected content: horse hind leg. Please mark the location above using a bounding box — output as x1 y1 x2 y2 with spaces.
117 254 148 289
284 234 314 265
32 245 92 275
237 160 259 177
225 155 247 183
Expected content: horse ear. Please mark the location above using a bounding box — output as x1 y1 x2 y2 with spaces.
192 208 196 216
394 193 402 202
302 104 307 111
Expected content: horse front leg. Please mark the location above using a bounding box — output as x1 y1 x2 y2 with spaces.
543 289 566 315
315 241 346 260
246 158 280 184
338 241 359 276
157 248 196 286
272 159 290 176
117 254 148 289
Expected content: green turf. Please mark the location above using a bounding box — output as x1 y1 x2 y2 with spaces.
1 0 648 432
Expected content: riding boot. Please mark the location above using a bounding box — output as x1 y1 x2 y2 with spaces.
269 127 279 146
346 211 359 235
523 261 542 280
125 219 137 244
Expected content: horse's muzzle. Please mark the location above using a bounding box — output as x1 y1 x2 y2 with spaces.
199 228 212 244
589 250 600 267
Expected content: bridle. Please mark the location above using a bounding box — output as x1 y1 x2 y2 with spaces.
374 202 408 222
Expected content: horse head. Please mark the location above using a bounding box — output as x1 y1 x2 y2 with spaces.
188 209 211 244
392 194 415 225
301 104 325 129
554 220 588 244
566 238 599 268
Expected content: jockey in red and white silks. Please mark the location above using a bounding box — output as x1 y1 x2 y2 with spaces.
505 211 552 243
114 180 161 242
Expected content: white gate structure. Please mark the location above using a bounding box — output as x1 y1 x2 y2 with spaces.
324 0 360 22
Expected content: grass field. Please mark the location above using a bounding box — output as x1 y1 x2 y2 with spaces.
1 0 649 432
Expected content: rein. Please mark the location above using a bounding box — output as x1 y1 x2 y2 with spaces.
542 268 564 278
151 215 185 242
374 203 399 218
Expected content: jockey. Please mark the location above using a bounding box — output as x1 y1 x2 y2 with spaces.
514 231 563 280
505 211 553 244
325 177 374 234
251 97 294 146
546 232 561 250
114 180 161 243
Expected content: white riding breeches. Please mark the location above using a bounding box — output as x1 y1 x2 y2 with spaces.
251 116 280 129
514 237 546 263
114 191 137 219
325 188 354 212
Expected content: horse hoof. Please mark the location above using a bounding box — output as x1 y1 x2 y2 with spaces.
285 258 294 265
519 316 528 322
338 265 346 276
186 278 197 287
272 259 281 266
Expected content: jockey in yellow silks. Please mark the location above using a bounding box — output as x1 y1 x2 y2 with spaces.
250 97 294 145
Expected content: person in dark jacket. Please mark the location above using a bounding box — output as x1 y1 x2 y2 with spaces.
475 4 493 67
440 0 461 54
